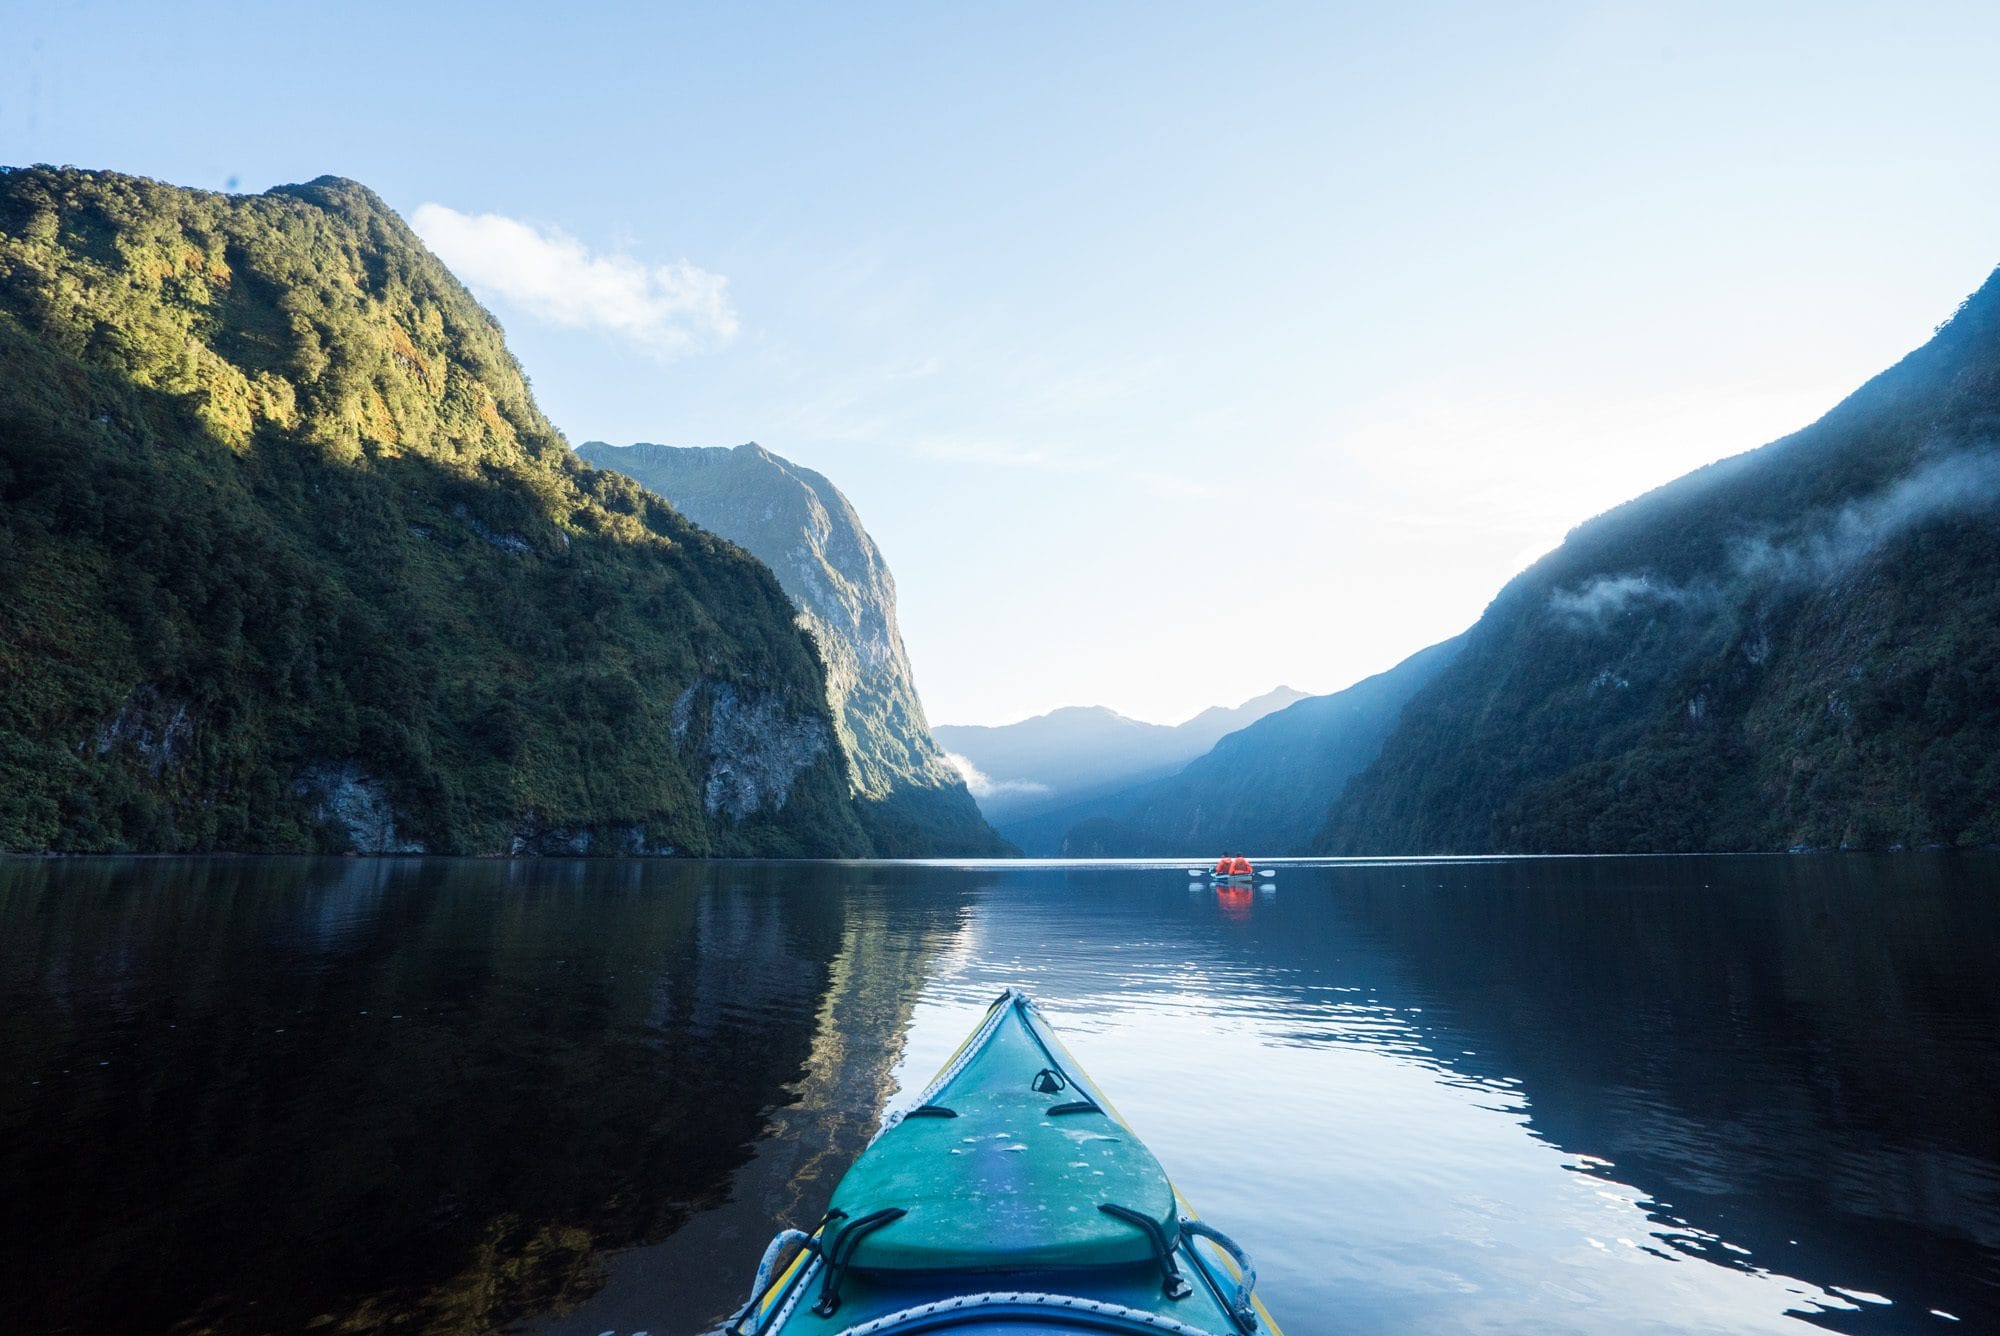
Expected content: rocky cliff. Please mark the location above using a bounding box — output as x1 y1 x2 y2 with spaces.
1322 266 2000 854
575 441 1007 855
0 167 869 856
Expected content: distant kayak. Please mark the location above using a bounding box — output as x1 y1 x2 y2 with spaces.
1192 857 1270 883
721 989 1278 1334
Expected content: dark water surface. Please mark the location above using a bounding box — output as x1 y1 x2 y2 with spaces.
1 855 1995 1334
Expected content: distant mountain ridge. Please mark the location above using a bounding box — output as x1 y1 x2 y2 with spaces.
1322 265 2000 853
1005 637 1463 855
935 686 1307 823
576 440 1007 855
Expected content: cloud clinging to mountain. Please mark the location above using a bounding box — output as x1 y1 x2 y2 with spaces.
944 752 1049 801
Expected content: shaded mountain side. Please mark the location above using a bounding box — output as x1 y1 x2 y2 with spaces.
0 166 867 856
576 441 1007 856
934 686 1307 824
1006 635 1464 855
1322 266 2000 854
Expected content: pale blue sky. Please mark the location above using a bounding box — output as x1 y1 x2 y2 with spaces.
9 2 2000 724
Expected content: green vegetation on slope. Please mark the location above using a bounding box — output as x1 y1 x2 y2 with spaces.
1322 268 2000 854
0 166 867 856
576 441 1009 855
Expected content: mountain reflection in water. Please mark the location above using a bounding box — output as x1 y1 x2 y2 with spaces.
1 854 1995 1334
0 858 971 1334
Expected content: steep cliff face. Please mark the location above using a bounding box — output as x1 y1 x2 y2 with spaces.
1007 637 1463 855
576 441 1007 855
1322 266 2000 854
0 167 868 856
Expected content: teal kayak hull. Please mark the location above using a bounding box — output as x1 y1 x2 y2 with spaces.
722 990 1278 1335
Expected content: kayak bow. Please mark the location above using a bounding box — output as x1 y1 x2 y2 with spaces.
723 989 1279 1335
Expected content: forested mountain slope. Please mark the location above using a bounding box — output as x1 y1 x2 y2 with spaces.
0 167 868 856
1008 636 1462 855
576 440 1008 855
1322 267 2000 854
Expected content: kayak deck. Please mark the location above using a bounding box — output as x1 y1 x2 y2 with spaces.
823 989 1175 1272
728 990 1276 1335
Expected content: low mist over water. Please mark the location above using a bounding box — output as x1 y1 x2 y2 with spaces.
2 855 1995 1333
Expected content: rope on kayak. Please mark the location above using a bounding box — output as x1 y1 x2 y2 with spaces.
718 1227 811 1335
1098 1203 1192 1300
830 1291 1222 1335
890 991 1090 1135
1016 998 1087 1090
881 990 1021 1132
1180 1217 1261 1332
811 1206 908 1317
1047 1100 1101 1116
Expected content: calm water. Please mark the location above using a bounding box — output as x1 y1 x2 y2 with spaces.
1 856 1996 1335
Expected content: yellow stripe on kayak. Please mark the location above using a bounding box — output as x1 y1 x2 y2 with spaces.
1035 1004 1286 1336
756 1244 815 1319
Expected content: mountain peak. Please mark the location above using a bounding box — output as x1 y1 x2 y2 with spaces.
0 165 870 857
265 175 399 224
935 684 1324 823
576 439 1007 856
1004 639 1466 855
1177 685 1312 737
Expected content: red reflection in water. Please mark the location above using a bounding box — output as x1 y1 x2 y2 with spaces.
1216 887 1253 922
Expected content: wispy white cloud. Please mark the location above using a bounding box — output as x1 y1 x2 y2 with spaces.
912 435 1062 470
944 752 1050 801
1548 573 1693 625
411 203 739 360
1544 446 2000 628
884 355 943 382
1732 446 2000 582
908 433 1204 498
